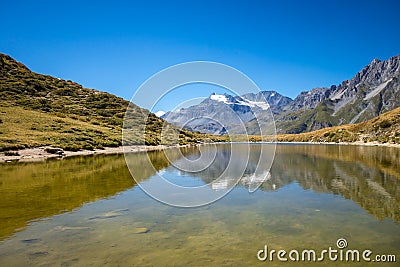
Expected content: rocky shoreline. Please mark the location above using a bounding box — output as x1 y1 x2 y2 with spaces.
275 141 400 148
0 145 181 163
1 141 399 163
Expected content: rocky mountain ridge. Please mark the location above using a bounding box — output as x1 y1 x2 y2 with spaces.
163 54 400 134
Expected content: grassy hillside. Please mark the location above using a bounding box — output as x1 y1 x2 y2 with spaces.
276 100 338 133
274 106 400 144
0 53 224 151
0 104 123 151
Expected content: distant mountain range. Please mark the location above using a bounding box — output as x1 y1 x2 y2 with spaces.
163 55 400 134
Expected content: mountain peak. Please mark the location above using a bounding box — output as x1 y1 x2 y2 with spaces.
370 58 381 65
0 53 30 72
209 93 229 103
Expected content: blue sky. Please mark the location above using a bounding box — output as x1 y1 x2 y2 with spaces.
1 0 399 112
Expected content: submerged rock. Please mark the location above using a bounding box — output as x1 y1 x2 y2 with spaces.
28 251 48 258
53 226 90 231
88 209 129 221
133 227 149 234
20 238 41 243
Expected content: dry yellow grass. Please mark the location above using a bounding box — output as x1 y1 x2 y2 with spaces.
0 103 122 151
273 107 400 144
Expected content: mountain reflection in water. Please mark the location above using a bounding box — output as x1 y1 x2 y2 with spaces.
0 144 399 242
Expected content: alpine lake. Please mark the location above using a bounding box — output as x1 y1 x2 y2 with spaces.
0 144 399 266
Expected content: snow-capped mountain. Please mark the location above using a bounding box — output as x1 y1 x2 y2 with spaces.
162 91 291 135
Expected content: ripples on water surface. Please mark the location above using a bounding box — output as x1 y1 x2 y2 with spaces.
0 144 399 266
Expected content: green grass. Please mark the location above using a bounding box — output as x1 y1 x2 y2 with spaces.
276 100 338 134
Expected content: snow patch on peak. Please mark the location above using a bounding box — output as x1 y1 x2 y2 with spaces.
210 94 228 103
155 110 166 117
244 100 270 111
210 93 270 111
